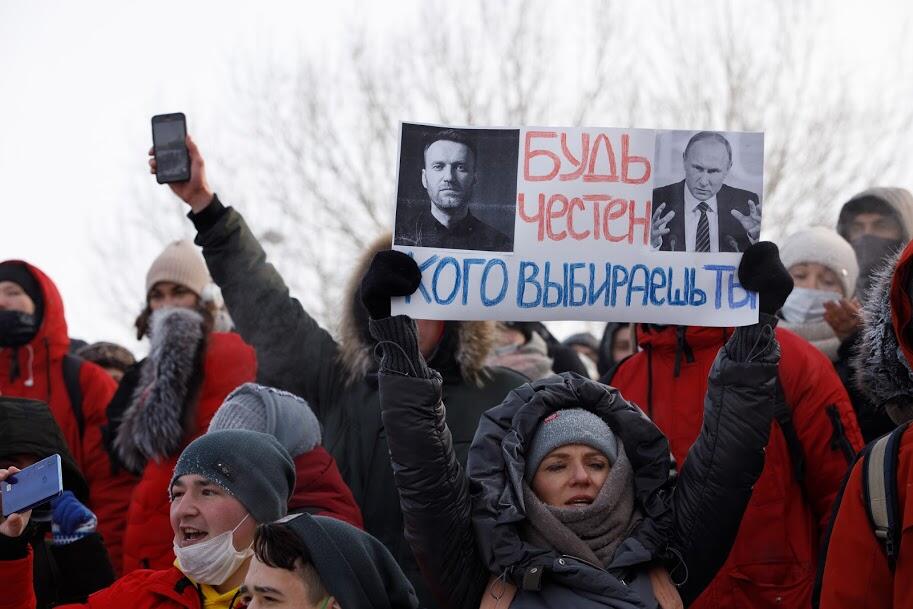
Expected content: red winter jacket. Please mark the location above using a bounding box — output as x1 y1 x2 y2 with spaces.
121 332 256 573
289 446 364 529
0 261 134 573
818 426 913 609
818 239 913 608
608 324 863 609
0 547 243 609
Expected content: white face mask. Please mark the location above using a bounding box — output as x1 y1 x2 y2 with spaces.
173 515 253 586
781 287 839 324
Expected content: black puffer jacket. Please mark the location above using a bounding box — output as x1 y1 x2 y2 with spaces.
372 316 778 609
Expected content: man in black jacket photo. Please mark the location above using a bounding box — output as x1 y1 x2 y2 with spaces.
394 128 513 252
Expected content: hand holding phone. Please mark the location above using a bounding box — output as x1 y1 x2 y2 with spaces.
1 455 63 519
0 466 30 538
148 116 214 213
151 113 191 184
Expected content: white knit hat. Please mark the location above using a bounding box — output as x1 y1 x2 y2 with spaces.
145 240 211 298
780 226 859 297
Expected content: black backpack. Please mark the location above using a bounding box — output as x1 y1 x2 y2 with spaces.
61 353 85 438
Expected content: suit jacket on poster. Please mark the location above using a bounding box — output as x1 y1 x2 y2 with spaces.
652 180 759 252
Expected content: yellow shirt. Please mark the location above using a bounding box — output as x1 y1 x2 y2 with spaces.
174 559 241 609
198 583 240 609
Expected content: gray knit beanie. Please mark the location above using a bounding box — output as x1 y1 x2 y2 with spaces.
208 383 321 458
170 429 296 523
524 408 618 481
780 226 859 297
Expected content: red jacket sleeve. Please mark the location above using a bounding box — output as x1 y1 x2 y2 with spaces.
0 550 36 609
78 362 138 575
779 330 864 533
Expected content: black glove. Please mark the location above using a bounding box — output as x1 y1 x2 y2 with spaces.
360 250 422 319
738 241 794 315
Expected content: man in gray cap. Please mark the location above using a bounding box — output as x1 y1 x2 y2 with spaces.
0 429 296 609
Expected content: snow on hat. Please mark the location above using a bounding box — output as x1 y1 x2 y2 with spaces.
170 429 296 523
780 226 859 297
524 408 618 481
145 240 211 299
208 383 322 458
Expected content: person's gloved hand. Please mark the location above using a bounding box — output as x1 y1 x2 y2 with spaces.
50 491 97 545
360 250 422 319
738 241 794 315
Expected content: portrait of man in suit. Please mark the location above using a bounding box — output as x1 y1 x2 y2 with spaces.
650 131 761 252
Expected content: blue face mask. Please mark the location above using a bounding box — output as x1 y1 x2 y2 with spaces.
781 287 840 324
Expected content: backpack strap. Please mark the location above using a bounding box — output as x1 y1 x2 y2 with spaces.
61 353 85 438
862 422 909 570
772 379 805 484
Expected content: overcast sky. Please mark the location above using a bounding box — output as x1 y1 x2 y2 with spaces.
2 0 912 353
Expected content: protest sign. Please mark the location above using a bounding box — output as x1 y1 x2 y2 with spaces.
391 123 764 326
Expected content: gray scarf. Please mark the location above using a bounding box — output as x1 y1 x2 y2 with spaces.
521 444 641 567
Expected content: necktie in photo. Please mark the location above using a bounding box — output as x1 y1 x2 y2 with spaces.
695 201 711 252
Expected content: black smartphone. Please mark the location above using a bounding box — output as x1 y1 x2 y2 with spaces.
151 113 190 184
1 455 63 517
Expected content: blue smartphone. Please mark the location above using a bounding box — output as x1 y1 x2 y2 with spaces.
1 454 63 517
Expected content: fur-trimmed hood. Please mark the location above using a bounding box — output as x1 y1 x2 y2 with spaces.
336 233 496 387
853 242 913 425
114 307 206 474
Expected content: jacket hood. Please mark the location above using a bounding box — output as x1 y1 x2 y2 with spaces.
0 397 89 502
284 512 419 609
853 242 913 425
467 373 674 585
337 233 496 386
114 307 207 474
0 260 70 358
289 446 364 529
837 187 913 242
634 324 730 354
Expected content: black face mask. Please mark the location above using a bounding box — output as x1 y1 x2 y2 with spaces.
0 310 39 348
852 234 905 298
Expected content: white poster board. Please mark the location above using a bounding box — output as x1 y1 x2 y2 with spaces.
391 124 764 326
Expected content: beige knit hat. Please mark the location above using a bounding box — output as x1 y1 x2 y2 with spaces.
780 226 859 297
145 240 210 298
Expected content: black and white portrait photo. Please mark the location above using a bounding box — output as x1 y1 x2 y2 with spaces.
650 130 764 253
394 124 518 253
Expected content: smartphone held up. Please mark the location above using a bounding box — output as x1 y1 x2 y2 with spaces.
151 113 191 184
1 454 64 517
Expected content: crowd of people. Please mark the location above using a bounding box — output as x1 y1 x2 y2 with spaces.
1 132 912 609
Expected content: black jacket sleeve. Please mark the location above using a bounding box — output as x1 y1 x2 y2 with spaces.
191 200 346 422
370 316 490 609
671 316 778 606
49 534 116 603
